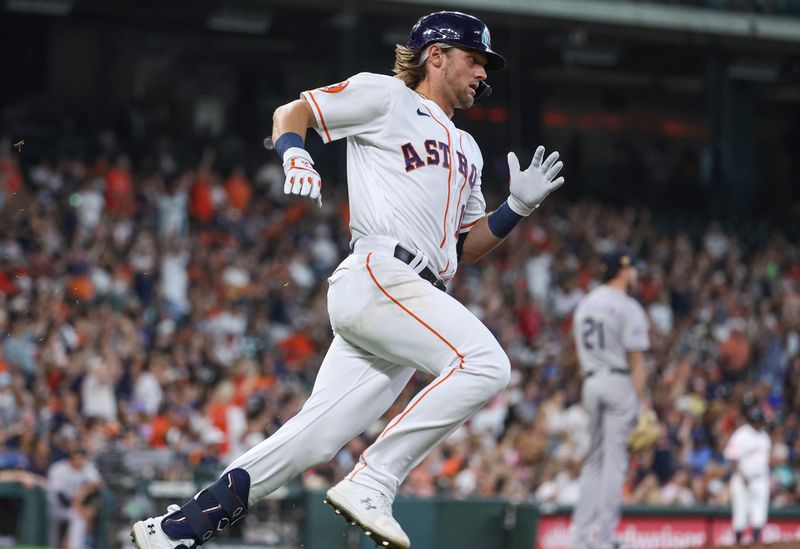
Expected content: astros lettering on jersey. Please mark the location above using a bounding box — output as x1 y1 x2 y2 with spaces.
302 72 486 282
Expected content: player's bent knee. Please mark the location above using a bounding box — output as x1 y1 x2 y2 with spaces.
492 351 512 392
473 343 511 396
161 468 250 544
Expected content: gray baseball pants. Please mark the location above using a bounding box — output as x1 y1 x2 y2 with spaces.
571 372 639 549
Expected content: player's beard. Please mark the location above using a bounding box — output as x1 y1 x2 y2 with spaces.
444 65 475 110
456 89 475 110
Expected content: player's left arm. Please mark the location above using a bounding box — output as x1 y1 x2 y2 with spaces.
623 302 652 412
460 146 563 263
458 217 501 263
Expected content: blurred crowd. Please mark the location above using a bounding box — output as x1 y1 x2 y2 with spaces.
629 0 800 15
0 129 799 545
398 202 800 510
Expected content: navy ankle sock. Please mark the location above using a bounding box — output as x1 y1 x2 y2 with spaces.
161 469 250 542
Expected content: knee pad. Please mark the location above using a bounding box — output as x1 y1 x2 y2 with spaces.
161 468 250 544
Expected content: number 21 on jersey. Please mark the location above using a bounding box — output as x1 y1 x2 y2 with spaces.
582 317 605 350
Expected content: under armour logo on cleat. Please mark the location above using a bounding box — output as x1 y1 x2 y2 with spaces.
416 108 430 117
361 497 377 510
147 524 156 535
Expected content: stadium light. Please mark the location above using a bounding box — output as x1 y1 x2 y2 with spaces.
5 0 73 16
207 7 271 35
562 47 619 68
728 60 779 83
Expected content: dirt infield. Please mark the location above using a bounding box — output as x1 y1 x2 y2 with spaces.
703 541 800 549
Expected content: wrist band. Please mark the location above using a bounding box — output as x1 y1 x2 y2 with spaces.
275 132 305 159
487 201 524 238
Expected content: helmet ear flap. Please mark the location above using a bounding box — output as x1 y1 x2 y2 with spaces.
475 81 491 101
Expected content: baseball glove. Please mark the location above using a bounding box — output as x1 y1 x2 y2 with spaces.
628 410 660 452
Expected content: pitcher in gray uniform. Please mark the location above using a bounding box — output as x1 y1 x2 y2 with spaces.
570 247 651 549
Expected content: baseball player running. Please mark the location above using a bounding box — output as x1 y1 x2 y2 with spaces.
571 248 651 549
131 11 565 549
724 406 771 545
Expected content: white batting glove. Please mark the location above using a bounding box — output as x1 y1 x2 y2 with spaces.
282 147 322 207
507 146 564 216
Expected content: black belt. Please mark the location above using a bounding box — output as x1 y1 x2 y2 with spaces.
585 368 630 378
393 245 446 292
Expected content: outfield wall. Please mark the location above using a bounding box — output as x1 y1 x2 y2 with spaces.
3 482 799 548
303 491 800 549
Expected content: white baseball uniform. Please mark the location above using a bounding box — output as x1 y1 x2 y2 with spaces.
724 423 771 532
47 458 102 549
571 285 650 549
223 72 510 504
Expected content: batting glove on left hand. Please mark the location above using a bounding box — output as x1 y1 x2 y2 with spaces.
283 147 322 207
507 146 564 216
628 409 660 453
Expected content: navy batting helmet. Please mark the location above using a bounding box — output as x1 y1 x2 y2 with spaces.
407 11 506 71
601 246 638 281
746 406 765 425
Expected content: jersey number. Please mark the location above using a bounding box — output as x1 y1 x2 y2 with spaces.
582 318 605 350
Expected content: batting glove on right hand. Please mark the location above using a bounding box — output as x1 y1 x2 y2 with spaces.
283 147 322 207
507 146 564 216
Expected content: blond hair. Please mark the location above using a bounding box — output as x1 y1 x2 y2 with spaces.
393 42 453 89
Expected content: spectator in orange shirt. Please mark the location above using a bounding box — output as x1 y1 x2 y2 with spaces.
278 331 316 370
0 138 23 196
148 411 172 448
0 158 22 196
104 155 134 216
224 166 252 214
189 169 215 223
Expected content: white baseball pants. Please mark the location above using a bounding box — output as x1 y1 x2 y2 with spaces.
731 473 769 531
224 236 510 504
48 504 90 549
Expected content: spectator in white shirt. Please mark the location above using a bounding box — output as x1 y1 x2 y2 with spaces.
47 448 103 549
660 468 695 507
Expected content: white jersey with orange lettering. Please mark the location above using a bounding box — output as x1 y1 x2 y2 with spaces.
724 422 771 533
131 11 567 549
218 68 514 529
724 423 771 479
302 72 486 282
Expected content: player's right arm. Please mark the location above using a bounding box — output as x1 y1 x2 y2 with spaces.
272 98 323 205
724 429 747 482
271 73 394 206
272 99 317 143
